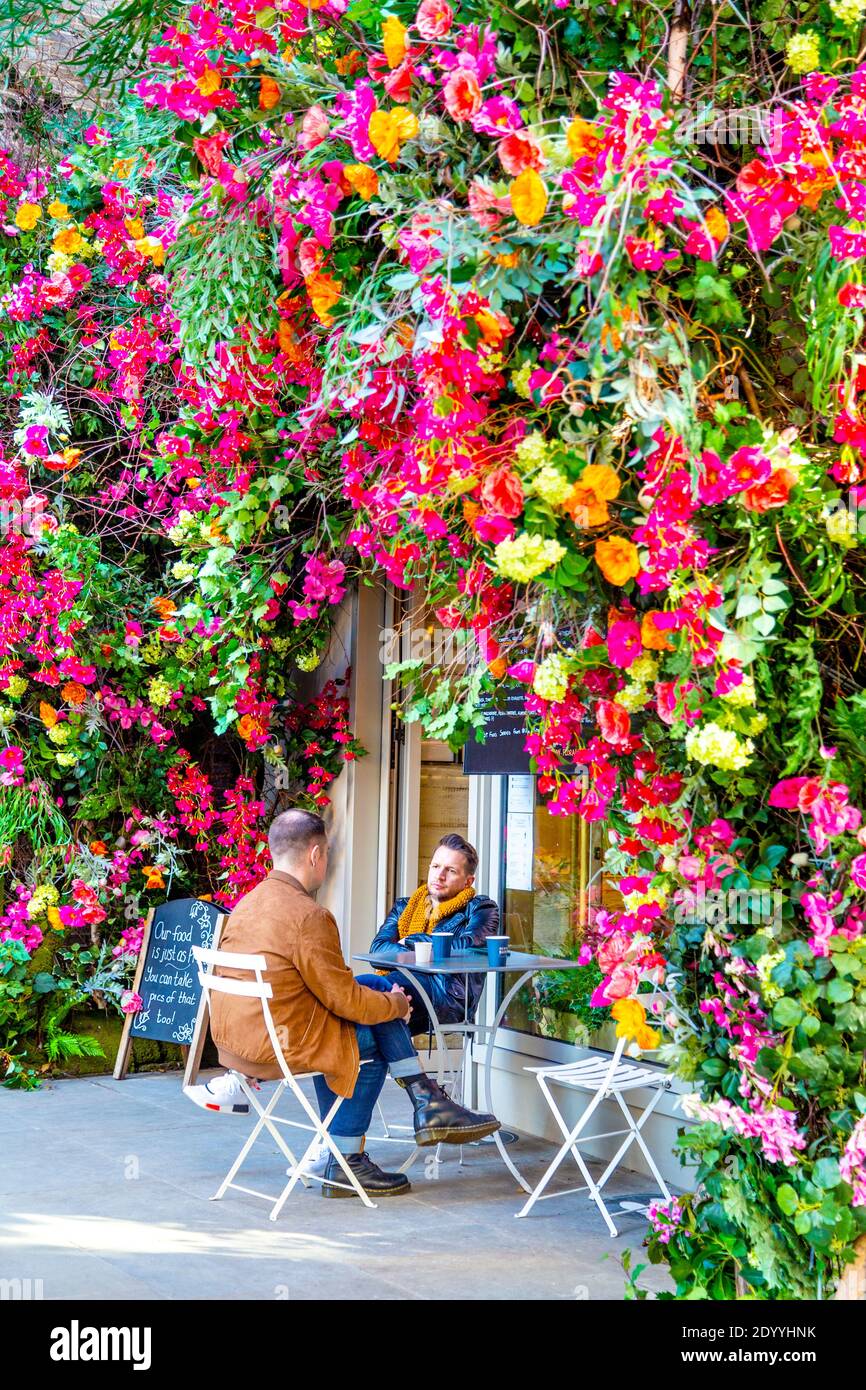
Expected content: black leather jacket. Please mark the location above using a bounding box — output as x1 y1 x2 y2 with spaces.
369 893 501 1022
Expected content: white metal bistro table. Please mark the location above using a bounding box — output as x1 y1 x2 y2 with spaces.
352 947 587 1193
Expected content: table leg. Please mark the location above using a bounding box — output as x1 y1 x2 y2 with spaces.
482 969 535 1194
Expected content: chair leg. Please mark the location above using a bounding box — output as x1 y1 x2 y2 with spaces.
213 1082 291 1201
517 1077 621 1237
269 1086 377 1218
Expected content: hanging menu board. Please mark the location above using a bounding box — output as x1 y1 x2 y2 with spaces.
462 687 533 776
113 897 223 1080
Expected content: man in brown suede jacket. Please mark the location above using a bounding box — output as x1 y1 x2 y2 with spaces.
190 808 499 1199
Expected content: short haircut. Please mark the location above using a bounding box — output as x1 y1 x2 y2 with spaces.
435 833 478 876
268 808 326 861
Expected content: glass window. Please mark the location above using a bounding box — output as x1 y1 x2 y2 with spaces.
501 776 619 1051
418 744 468 878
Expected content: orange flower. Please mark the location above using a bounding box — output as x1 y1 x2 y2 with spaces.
566 463 621 527
196 67 222 96
112 156 137 179
89 840 108 856
462 498 482 524
39 701 59 728
278 320 304 362
595 535 641 586
124 217 145 239
62 681 86 705
237 714 263 744
382 14 407 68
641 611 673 651
305 270 343 325
494 251 520 268
488 657 507 679
566 116 602 162
335 48 363 75
47 906 63 931
142 864 165 890
152 596 177 619
343 163 379 200
368 106 419 163
799 144 835 210
509 169 547 226
704 206 729 243
259 76 281 110
474 307 512 348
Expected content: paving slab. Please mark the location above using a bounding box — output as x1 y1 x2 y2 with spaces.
0 1070 674 1300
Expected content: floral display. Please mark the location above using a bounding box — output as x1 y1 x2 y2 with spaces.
3 0 866 1298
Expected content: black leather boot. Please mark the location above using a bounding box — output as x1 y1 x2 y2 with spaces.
321 1151 411 1198
402 1072 501 1147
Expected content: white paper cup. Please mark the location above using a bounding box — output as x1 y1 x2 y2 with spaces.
413 939 433 964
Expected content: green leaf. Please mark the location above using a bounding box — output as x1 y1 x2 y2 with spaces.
776 1184 799 1215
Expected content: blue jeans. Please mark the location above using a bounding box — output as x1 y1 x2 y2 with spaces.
313 974 420 1152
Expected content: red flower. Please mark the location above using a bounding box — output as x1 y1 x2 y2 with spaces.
479 465 524 518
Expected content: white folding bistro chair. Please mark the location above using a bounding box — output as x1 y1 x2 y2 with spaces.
189 945 379 1217
516 1014 673 1237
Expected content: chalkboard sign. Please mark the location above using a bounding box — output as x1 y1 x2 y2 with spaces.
463 686 533 776
113 898 224 1081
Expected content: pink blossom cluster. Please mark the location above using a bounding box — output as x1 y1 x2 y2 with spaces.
682 1093 807 1167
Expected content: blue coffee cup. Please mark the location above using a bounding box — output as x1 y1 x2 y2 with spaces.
432 932 453 962
486 936 509 967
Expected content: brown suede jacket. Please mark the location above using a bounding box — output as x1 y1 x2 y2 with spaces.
209 870 408 1097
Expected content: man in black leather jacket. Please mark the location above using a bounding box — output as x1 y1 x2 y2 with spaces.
364 833 500 1031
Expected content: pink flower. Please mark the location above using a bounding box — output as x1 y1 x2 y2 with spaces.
606 617 641 669
840 1116 866 1207
605 963 640 999
120 990 143 1014
443 69 482 122
415 0 453 39
299 105 330 151
851 853 866 892
0 745 24 786
829 225 866 261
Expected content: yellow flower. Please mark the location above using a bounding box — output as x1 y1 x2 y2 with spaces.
48 199 70 220
509 169 547 226
124 217 145 239
494 532 565 582
368 107 419 163
611 997 646 1039
343 163 379 200
15 203 42 231
47 906 63 931
382 14 407 68
112 157 137 179
53 227 84 255
134 236 165 266
595 534 640 585
566 117 601 162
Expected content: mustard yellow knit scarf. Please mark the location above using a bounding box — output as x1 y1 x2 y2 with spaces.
396 883 476 939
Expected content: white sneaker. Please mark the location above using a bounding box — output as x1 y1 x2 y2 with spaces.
185 1072 251 1115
